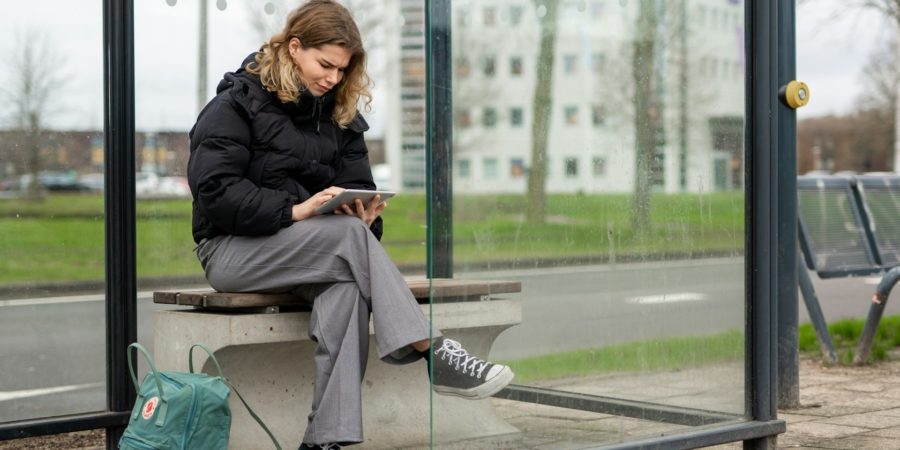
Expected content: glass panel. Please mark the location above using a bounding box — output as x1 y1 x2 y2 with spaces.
135 2 429 449
0 1 106 422
133 0 216 379
0 0 106 422
431 0 747 447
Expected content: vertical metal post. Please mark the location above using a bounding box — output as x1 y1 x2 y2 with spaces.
776 0 799 409
426 0 453 278
104 0 137 447
198 0 209 115
745 1 779 448
678 0 688 191
797 256 838 363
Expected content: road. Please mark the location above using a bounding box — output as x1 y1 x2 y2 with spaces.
1 257 894 422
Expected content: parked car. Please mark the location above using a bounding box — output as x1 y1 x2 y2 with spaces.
156 176 191 197
135 172 160 196
78 173 105 192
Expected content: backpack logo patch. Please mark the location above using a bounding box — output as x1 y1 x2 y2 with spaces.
142 396 159 420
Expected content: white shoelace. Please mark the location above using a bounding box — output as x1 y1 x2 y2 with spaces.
435 338 489 378
321 444 339 450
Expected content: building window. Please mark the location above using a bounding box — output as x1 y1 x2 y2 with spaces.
484 6 496 26
510 5 524 25
697 5 706 26
459 159 471 178
484 157 498 179
510 107 524 127
510 56 523 76
592 157 606 177
482 107 497 127
591 1 605 20
483 56 496 77
456 109 471 128
563 54 578 74
564 158 579 178
564 105 579 125
510 158 525 178
591 53 606 74
458 10 470 27
592 105 606 126
457 57 470 78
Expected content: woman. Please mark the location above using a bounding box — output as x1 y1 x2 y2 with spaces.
186 1 513 448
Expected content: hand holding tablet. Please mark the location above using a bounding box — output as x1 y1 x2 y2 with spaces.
315 189 396 214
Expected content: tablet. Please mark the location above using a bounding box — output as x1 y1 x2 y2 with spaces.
315 189 396 214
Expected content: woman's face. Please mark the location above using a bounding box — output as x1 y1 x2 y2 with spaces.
289 38 351 97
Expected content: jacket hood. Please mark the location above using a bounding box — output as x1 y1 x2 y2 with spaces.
215 53 367 133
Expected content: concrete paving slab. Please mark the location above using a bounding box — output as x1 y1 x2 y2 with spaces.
778 412 824 424
776 421 870 440
816 412 900 429
452 356 900 448
807 434 900 450
866 426 900 438
870 407 900 418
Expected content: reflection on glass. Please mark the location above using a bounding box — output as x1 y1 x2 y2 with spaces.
0 1 106 422
432 0 747 447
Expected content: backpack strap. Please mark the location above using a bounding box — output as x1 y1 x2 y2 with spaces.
127 343 169 426
189 343 282 450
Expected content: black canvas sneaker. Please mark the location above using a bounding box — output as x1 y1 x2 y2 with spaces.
430 338 514 399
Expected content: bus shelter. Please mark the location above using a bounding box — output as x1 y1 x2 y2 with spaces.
0 1 795 448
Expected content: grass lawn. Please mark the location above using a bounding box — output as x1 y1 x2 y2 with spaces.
499 314 900 384
0 191 744 284
799 314 900 365
502 329 744 384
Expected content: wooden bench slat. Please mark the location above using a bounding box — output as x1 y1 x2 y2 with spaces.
405 279 521 299
154 278 521 309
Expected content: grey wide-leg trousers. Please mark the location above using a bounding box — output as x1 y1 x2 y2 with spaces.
195 215 436 445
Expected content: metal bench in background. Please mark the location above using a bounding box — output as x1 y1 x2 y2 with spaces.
797 175 900 364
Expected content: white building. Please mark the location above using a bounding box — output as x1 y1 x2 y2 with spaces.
386 0 745 194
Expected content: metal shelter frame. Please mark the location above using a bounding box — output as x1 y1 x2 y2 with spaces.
1 1 792 448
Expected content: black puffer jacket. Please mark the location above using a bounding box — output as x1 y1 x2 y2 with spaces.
188 54 382 243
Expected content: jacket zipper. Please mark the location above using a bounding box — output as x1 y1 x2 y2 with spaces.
314 97 322 133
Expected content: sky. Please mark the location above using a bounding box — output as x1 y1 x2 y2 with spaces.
796 0 895 120
0 1 893 135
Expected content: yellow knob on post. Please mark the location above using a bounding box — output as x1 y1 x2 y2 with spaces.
781 80 810 109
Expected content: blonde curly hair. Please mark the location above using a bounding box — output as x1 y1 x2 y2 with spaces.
246 0 372 128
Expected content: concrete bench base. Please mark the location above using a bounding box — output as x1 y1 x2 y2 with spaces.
154 300 522 449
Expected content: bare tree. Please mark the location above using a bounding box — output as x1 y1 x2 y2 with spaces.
0 30 67 198
856 0 900 21
630 0 662 232
857 36 900 114
525 0 560 224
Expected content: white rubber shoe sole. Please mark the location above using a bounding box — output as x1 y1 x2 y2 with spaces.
432 366 514 399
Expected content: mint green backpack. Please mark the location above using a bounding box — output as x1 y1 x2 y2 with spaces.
119 343 281 450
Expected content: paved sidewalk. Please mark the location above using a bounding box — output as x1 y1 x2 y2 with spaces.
705 356 900 450
489 355 900 449
5 357 900 449
770 356 900 449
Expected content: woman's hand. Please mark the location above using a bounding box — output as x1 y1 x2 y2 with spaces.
291 186 345 221
334 194 386 226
